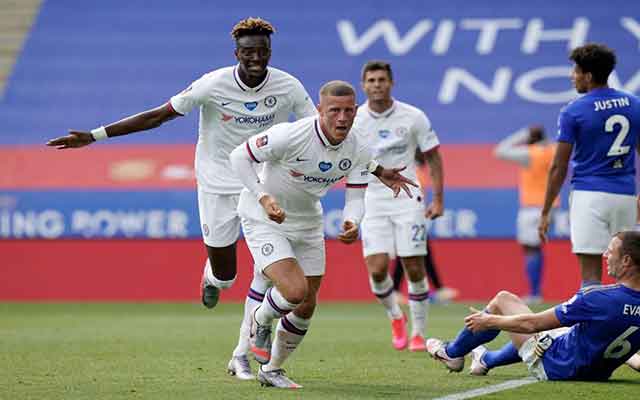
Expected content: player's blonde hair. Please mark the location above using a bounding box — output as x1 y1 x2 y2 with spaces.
231 17 276 40
319 80 356 98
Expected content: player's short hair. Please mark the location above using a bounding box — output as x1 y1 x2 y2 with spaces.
319 80 356 98
569 43 616 85
616 231 640 269
361 60 393 82
231 17 275 41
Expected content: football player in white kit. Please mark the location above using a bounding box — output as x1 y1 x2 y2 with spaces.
46 18 317 379
229 81 417 388
352 61 444 352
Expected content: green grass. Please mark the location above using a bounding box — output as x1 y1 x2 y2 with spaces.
1 302 638 399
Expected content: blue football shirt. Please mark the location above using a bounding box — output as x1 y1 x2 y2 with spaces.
545 284 640 380
557 88 640 195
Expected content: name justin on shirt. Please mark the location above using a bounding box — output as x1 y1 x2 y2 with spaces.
594 97 630 111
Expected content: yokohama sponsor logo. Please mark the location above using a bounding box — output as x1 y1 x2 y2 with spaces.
234 113 275 126
303 175 344 184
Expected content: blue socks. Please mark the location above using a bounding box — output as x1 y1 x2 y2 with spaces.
445 310 500 358
525 251 543 297
482 342 521 369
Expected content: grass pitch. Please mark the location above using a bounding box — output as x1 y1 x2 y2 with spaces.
1 302 638 399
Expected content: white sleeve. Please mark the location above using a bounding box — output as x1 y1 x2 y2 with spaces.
343 187 365 225
229 123 291 196
244 123 291 163
494 128 531 166
169 73 212 116
229 144 265 196
345 138 373 187
415 111 440 153
291 79 317 119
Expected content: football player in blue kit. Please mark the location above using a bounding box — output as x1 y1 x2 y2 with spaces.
427 231 640 381
539 43 640 288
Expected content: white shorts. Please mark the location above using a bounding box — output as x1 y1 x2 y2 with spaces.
517 207 543 247
569 190 637 254
518 327 569 381
241 218 325 277
361 208 428 258
197 189 241 248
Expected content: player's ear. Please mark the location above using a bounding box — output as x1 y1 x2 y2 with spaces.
586 71 594 84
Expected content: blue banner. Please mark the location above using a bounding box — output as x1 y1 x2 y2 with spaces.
0 190 570 239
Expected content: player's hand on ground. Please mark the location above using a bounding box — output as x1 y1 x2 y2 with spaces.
46 130 95 149
377 166 418 198
259 194 286 224
464 306 489 333
337 220 359 244
538 212 551 243
425 200 444 220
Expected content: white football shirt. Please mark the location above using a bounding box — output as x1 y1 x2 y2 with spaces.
237 116 371 231
170 66 317 194
353 100 439 211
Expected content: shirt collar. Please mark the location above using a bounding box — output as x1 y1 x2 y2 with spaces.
366 99 396 119
314 119 344 150
233 65 271 93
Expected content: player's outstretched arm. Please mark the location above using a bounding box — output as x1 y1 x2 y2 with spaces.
423 148 444 219
538 142 572 243
465 306 561 334
46 103 181 149
371 164 418 198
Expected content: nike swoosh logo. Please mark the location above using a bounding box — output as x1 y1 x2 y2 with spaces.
296 157 309 162
221 101 231 106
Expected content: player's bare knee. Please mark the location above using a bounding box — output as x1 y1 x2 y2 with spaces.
495 290 518 306
282 281 308 305
403 262 425 281
370 270 388 282
487 290 516 313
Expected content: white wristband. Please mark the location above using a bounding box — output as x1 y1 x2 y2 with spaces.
91 126 108 141
366 160 379 173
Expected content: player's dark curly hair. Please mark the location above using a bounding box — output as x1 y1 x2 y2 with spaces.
231 17 276 41
361 60 393 82
569 43 616 85
616 231 640 268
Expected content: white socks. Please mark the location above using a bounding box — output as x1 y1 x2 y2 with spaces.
232 269 271 357
263 313 311 372
408 278 429 337
254 287 300 326
370 275 403 320
204 259 236 289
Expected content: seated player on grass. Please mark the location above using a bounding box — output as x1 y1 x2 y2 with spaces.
427 231 640 381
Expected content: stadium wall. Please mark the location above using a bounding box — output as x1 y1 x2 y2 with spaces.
1 239 606 302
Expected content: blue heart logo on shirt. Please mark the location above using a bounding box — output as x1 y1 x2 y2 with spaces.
318 161 332 172
244 102 258 111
